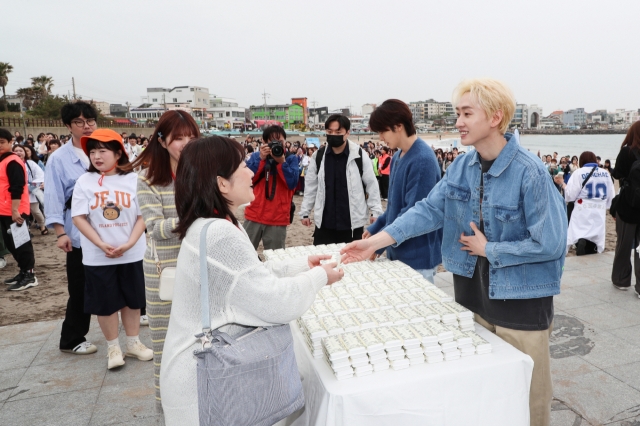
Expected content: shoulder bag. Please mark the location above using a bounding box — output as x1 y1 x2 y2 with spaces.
194 219 304 426
152 237 176 301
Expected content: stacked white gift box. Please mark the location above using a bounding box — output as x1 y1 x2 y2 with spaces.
264 244 493 380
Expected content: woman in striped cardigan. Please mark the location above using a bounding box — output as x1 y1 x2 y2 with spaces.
133 110 200 412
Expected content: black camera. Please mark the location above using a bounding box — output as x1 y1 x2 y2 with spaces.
268 141 284 158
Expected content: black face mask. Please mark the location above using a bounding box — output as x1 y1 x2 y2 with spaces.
326 134 345 148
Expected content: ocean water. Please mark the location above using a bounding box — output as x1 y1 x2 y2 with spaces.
429 134 626 166
518 134 625 166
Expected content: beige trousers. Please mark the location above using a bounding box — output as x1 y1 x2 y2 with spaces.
475 314 553 426
30 202 45 228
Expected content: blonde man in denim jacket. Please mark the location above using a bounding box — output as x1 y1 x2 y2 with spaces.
342 79 567 426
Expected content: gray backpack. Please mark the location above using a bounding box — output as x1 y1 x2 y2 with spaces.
194 220 304 426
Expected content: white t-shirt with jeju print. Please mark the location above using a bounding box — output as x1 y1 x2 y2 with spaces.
71 172 146 266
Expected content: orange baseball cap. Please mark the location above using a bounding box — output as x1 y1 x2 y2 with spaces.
80 129 128 157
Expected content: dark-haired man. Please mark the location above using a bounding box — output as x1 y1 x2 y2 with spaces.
0 128 38 291
300 114 383 245
366 99 443 282
45 101 99 355
243 125 299 250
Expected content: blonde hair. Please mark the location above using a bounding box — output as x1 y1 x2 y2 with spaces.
452 78 516 134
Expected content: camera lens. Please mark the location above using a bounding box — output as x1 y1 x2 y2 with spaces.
270 143 284 157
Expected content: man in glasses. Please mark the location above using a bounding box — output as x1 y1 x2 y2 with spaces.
44 101 100 355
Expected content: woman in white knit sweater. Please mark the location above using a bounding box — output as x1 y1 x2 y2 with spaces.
160 136 343 425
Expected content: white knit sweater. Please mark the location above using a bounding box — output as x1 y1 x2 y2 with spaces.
160 218 328 425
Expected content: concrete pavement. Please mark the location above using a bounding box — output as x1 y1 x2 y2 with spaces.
1 252 639 425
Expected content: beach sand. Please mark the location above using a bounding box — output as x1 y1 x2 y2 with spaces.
0 195 618 327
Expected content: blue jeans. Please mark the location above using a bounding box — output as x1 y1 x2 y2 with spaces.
416 268 435 284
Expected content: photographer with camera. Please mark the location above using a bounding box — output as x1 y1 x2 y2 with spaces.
243 126 299 250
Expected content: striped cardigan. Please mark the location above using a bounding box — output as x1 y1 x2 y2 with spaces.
137 173 181 412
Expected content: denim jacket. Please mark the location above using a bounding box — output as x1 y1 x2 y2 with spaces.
384 133 567 299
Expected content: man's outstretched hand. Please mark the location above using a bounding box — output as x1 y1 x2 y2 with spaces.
340 239 376 264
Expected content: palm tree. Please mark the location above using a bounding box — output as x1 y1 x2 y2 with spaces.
0 62 14 111
16 87 37 109
31 75 54 95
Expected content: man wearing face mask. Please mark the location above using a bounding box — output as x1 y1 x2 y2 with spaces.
243 125 299 250
300 114 383 245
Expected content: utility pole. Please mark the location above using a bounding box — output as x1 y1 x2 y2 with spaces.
261 89 270 120
72 77 76 100
345 103 353 116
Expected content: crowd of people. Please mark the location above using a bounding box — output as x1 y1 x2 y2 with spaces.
0 78 639 426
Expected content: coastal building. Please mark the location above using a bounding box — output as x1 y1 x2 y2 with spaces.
510 104 543 129
109 104 128 117
564 108 586 125
138 86 210 123
409 99 453 122
309 106 329 128
146 86 209 111
562 112 577 127
362 103 376 116
614 109 640 125
207 95 246 129
291 98 308 125
250 103 304 129
409 102 425 122
91 101 110 116
5 95 25 112
128 105 166 122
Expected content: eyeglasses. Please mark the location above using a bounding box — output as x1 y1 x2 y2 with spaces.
71 119 97 128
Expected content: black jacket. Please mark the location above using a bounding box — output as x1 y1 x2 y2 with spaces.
612 146 640 224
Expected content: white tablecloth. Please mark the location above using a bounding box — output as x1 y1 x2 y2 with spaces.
284 323 534 426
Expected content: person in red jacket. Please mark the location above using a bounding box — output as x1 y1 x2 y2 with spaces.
243 126 299 250
0 128 37 291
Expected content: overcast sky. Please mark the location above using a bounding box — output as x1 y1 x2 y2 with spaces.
4 0 638 114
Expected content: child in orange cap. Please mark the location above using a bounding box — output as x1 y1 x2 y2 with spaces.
71 129 152 369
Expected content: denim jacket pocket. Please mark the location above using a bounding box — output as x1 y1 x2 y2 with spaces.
494 206 521 223
445 183 471 221
493 205 528 240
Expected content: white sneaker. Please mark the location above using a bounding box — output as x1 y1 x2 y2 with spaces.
140 315 149 326
0 257 6 269
635 288 640 299
613 283 629 291
107 345 125 369
125 341 153 361
61 341 98 355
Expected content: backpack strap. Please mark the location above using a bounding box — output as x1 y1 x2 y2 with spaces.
316 144 368 197
355 147 364 179
314 146 326 172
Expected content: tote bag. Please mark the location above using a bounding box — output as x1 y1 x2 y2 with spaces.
194 219 304 426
